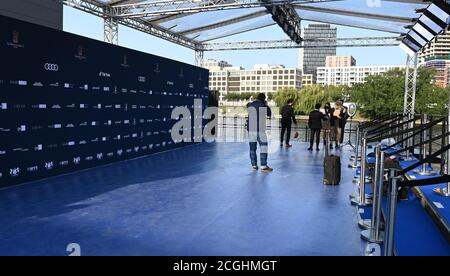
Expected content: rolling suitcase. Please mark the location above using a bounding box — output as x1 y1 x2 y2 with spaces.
324 155 341 185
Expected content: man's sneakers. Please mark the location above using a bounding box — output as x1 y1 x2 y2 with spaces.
307 147 313 151
252 166 273 172
285 144 293 148
260 166 273 172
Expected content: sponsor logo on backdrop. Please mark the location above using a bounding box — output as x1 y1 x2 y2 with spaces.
10 167 20 177
138 76 146 83
96 153 103 160
50 82 59 87
35 144 43 151
1 103 7 110
121 55 130 68
17 125 26 132
167 81 174 86
73 157 81 165
33 82 44 87
60 161 69 166
7 30 24 49
45 162 54 170
99 72 110 78
27 166 39 172
44 63 59 72
75 45 87 60
14 104 26 109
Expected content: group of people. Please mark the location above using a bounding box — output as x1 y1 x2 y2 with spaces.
306 101 349 151
246 93 349 172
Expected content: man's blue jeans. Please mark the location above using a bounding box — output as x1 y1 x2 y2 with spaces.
249 131 268 167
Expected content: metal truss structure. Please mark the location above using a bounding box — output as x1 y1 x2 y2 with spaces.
201 36 402 51
61 0 440 116
403 53 419 116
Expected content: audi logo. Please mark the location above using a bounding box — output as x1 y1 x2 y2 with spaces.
44 63 59 71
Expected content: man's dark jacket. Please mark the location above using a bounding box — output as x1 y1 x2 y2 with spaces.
309 110 324 129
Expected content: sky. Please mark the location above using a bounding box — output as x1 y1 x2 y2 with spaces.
62 5 408 69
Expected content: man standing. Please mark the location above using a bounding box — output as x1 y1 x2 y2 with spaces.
308 103 324 151
280 99 297 148
247 93 273 172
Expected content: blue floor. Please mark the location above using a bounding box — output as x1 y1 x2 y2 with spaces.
0 142 364 256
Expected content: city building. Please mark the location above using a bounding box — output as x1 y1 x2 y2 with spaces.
326 55 356 67
205 60 302 101
422 58 450 87
316 65 404 86
302 74 314 86
299 24 337 82
203 59 233 71
419 30 450 63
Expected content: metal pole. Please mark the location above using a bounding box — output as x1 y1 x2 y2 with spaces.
415 114 437 175
434 102 450 196
360 146 380 231
361 146 385 241
350 125 360 168
351 135 370 206
374 150 386 241
384 169 399 256
404 114 414 161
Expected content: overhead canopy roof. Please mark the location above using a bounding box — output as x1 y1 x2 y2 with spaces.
65 0 433 49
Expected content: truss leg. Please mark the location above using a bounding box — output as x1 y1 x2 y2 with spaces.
195 49 204 67
104 16 119 45
403 53 418 159
403 53 418 116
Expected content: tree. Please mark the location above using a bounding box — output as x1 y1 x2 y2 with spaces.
274 87 301 109
295 85 345 114
349 67 449 119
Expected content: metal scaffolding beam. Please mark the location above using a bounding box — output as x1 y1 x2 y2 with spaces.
112 0 335 17
104 7 119 44
403 53 418 116
201 36 402 51
195 49 204 66
62 0 200 49
293 4 416 23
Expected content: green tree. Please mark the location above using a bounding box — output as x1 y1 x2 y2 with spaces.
274 87 301 109
349 67 449 119
295 85 345 114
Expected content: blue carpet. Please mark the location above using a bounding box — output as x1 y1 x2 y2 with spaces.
381 193 450 256
0 142 364 256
